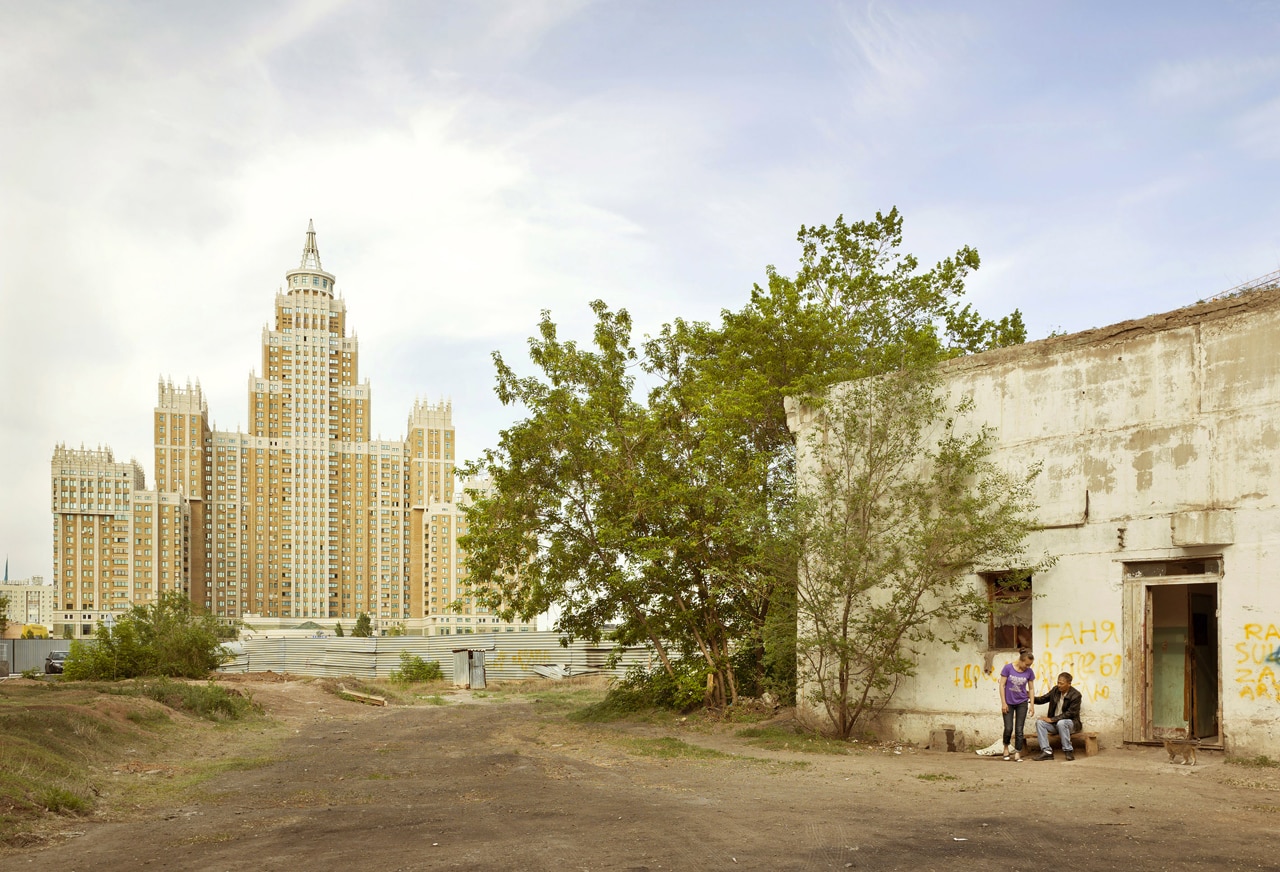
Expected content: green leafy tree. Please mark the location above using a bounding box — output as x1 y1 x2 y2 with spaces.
62 592 230 680
351 613 373 637
794 368 1050 737
0 592 9 636
464 209 1026 709
463 303 685 671
334 622 345 637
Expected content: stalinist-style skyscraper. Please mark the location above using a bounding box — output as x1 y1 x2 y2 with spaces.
51 224 531 637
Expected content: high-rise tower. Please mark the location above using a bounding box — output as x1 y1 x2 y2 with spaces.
53 223 533 636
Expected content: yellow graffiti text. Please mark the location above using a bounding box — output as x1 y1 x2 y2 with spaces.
1039 620 1118 649
1242 623 1280 642
1235 631 1280 702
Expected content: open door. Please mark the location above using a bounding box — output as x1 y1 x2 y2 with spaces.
1148 582 1220 741
1123 559 1222 746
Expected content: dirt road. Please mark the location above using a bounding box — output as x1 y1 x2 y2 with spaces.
10 678 1280 871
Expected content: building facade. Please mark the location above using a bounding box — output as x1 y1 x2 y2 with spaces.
52 224 532 637
790 289 1280 756
0 575 56 638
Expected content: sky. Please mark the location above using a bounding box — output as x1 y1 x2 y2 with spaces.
3 1 1280 581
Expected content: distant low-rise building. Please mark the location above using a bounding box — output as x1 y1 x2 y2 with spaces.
0 575 56 638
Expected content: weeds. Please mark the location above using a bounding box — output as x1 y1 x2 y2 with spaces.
127 708 173 726
916 772 958 782
620 736 733 760
38 787 91 814
1227 755 1279 769
137 679 261 722
735 725 855 755
574 663 710 723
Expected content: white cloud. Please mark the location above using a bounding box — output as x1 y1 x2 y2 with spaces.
1143 54 1280 109
835 1 976 116
6 1 1280 589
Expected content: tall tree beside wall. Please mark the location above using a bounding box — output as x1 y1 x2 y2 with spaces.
463 209 1027 708
0 593 9 636
795 368 1050 737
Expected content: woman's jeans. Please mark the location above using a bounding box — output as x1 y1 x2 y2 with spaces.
1002 702 1028 750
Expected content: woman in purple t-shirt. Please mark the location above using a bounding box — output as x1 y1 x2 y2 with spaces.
997 649 1035 761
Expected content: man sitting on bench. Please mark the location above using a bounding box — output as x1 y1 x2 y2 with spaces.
1033 672 1083 761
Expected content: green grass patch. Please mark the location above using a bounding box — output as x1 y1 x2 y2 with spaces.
126 708 173 726
734 725 856 755
619 736 733 760
1227 754 1280 768
37 786 92 814
0 703 128 838
473 678 610 711
417 694 448 705
0 678 275 846
136 679 262 722
916 772 959 782
570 687 686 725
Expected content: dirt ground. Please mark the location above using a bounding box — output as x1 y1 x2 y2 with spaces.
7 675 1280 871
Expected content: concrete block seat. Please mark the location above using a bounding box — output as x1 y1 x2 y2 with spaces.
1025 730 1099 757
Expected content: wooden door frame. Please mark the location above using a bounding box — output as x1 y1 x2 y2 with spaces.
1122 572 1222 745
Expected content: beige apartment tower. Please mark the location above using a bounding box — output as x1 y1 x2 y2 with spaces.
52 224 532 636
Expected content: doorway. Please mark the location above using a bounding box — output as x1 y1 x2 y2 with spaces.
1150 583 1219 741
1122 559 1222 746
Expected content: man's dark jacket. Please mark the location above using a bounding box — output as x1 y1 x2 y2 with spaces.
1033 686 1083 731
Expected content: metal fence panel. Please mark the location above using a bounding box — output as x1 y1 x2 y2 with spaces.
3 640 74 675
216 633 656 682
2 633 661 681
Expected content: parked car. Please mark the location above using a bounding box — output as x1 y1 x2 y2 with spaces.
45 651 69 674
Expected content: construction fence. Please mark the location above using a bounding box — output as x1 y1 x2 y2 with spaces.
217 632 658 682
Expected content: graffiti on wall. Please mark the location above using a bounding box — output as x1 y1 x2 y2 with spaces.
952 618 1120 704
1235 623 1280 702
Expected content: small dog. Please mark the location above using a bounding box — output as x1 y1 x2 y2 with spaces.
1163 738 1199 766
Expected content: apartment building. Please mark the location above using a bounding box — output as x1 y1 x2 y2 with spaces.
52 223 532 636
0 575 57 638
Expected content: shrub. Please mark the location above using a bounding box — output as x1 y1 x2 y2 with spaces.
389 651 443 683
580 661 707 720
62 592 230 680
136 678 261 722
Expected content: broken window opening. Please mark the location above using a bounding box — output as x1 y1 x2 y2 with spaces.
985 572 1033 650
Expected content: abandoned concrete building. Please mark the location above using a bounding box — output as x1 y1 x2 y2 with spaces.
789 288 1280 756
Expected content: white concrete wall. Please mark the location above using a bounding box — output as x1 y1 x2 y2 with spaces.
791 290 1280 755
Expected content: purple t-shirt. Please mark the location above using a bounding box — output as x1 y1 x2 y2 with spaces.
1001 662 1035 705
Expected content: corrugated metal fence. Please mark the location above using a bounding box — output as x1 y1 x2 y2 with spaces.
1 640 71 675
218 632 658 682
1 634 656 682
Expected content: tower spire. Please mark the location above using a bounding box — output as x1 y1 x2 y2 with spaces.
300 219 322 271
